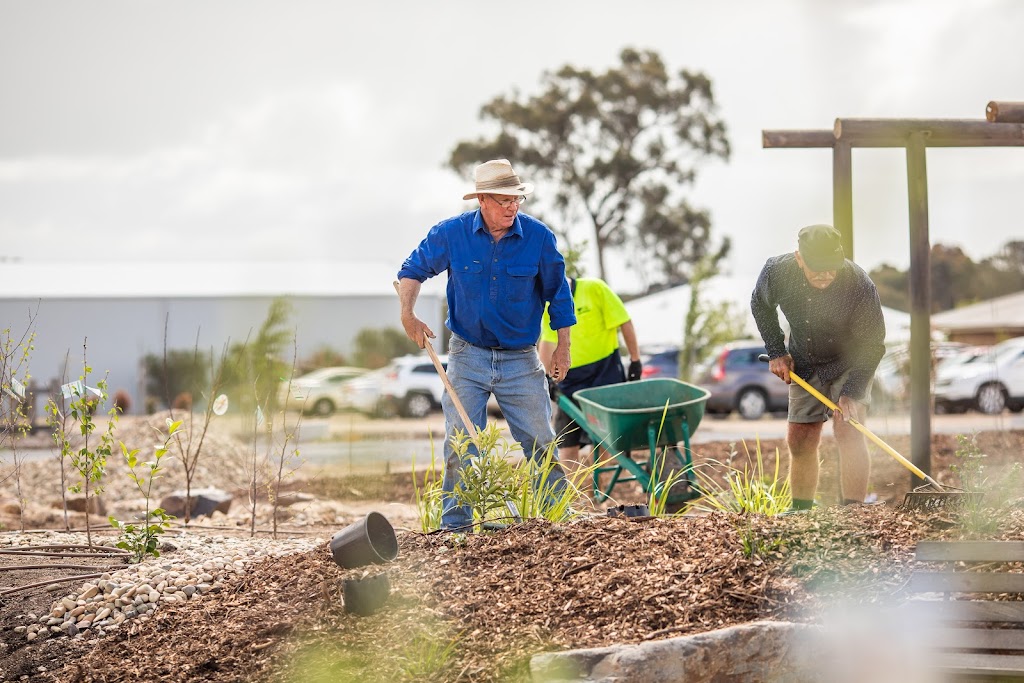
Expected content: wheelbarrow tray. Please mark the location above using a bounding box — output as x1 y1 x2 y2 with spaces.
571 378 710 454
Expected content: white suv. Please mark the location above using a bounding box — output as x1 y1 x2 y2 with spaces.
342 355 446 418
933 337 1024 414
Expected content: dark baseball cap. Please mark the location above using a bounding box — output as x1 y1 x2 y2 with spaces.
798 224 845 272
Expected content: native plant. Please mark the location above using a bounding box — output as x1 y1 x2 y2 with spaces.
110 419 181 562
690 440 792 516
442 423 593 532
411 433 444 533
952 432 1023 535
50 341 118 547
1 312 37 531
267 337 304 539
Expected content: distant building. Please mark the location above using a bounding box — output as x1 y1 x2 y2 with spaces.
0 261 446 415
931 290 1024 345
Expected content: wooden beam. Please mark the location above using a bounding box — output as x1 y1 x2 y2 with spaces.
761 130 834 148
986 101 1024 123
834 118 1024 147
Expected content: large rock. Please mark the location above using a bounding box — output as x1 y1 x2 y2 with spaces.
530 621 820 683
55 494 107 515
159 487 233 519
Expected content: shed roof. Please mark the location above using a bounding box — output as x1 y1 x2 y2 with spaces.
0 261 446 299
931 290 1024 332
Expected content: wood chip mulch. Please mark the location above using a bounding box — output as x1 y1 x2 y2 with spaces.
46 503 1024 683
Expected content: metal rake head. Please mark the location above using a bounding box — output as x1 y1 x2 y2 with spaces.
901 485 982 512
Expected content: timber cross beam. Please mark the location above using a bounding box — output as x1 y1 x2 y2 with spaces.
761 101 1024 487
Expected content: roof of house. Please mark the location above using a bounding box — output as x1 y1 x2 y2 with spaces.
0 261 447 299
931 290 1024 331
624 279 912 349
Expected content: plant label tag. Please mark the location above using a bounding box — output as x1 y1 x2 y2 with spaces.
11 377 25 399
212 394 229 416
85 385 103 398
61 380 85 399
255 405 264 427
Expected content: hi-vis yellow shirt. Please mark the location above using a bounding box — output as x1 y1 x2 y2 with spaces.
541 278 630 369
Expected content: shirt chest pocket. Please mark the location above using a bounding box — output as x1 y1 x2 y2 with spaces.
506 264 538 301
452 261 484 299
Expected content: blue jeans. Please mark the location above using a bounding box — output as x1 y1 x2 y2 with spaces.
440 333 566 530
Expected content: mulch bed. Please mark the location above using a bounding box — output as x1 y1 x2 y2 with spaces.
1 430 1023 682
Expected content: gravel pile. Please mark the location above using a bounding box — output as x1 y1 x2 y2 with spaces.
5 530 325 643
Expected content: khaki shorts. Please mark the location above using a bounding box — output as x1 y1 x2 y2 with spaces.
789 366 873 424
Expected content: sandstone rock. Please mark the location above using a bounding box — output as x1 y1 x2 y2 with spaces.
159 487 232 518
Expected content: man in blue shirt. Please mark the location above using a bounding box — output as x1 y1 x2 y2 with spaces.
397 159 576 530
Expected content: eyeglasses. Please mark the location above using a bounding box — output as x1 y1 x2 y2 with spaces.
488 195 526 208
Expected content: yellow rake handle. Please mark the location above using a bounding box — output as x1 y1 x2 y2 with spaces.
760 354 944 490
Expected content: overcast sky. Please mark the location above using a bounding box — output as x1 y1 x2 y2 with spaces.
2 0 1023 294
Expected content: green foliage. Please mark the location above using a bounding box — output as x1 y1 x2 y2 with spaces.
1 321 37 531
143 348 211 408
397 630 462 681
49 355 118 547
952 432 1024 535
218 298 294 412
351 327 420 369
870 240 1024 313
678 247 749 380
449 47 730 289
411 433 444 533
412 423 589 531
110 419 181 562
690 440 792 516
738 520 783 559
298 345 349 375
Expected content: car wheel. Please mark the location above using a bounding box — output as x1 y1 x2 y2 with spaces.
401 393 433 418
373 398 399 419
736 388 768 420
975 383 1007 415
309 398 334 417
1008 400 1024 414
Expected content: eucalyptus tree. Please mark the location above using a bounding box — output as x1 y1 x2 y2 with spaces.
450 48 730 290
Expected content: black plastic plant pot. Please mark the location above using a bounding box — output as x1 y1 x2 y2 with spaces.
330 511 399 569
343 573 390 616
607 504 650 518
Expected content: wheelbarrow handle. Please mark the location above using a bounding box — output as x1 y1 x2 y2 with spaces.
757 353 942 489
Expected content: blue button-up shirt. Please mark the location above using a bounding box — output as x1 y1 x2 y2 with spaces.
398 210 576 349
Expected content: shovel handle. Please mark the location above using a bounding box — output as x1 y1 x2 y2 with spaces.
758 354 943 489
394 281 478 441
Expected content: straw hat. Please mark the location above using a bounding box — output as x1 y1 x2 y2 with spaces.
462 159 534 200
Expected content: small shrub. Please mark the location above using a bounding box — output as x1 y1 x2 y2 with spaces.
113 389 131 414
690 439 792 516
172 391 193 411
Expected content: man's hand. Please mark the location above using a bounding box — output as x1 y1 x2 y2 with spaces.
836 395 862 423
768 355 794 385
550 342 571 383
400 314 435 349
627 360 642 381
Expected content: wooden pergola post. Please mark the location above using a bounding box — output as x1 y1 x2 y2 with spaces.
762 103 1024 490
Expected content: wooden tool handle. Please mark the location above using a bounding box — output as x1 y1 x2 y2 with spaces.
393 280 478 440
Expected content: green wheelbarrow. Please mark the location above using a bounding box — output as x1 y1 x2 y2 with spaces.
556 378 710 505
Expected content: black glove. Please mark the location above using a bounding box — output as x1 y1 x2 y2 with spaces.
546 375 559 401
627 360 643 382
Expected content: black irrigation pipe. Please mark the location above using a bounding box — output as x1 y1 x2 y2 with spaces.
0 564 126 572
0 573 106 597
0 545 132 559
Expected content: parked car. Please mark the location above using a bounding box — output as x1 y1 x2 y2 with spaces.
639 347 680 379
871 341 968 405
933 336 1024 414
277 366 366 416
693 340 789 420
342 355 446 418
